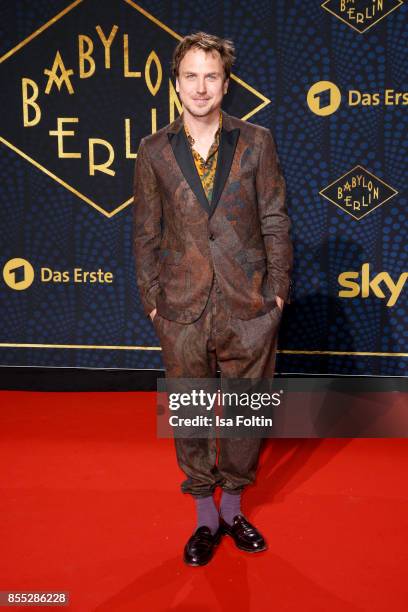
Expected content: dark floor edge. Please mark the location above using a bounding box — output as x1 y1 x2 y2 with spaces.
0 366 406 392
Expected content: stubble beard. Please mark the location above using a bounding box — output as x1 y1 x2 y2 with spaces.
182 98 223 120
184 102 212 118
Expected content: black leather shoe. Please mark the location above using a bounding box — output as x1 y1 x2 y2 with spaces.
183 526 222 566
220 514 267 552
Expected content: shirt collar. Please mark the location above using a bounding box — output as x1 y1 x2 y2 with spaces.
183 111 222 147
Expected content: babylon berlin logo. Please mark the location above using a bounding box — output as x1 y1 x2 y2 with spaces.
0 0 267 218
320 165 398 220
321 0 404 33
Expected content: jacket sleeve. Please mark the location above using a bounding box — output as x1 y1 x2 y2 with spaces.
132 137 162 318
256 128 294 304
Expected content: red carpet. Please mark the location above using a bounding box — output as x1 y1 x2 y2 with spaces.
1 391 407 611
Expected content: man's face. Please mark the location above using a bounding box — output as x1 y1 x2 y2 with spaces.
176 47 229 118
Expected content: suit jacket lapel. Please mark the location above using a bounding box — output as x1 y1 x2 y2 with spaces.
210 124 240 218
167 110 240 217
168 128 211 216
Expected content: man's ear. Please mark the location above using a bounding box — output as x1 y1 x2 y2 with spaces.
176 77 179 93
223 77 229 95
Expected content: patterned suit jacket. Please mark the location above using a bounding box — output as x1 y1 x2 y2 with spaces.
133 109 294 324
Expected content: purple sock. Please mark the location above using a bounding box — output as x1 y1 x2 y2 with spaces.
195 495 219 535
220 491 242 525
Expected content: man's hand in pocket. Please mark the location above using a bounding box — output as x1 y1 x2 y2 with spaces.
275 296 284 312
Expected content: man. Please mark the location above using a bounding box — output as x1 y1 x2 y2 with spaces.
133 31 293 566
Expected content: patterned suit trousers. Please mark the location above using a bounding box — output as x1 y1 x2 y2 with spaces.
153 274 282 497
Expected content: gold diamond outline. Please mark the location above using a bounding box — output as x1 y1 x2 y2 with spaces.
321 0 404 34
0 0 270 218
319 164 399 220
0 342 407 357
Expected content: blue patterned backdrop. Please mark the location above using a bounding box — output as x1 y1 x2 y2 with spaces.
0 0 406 375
